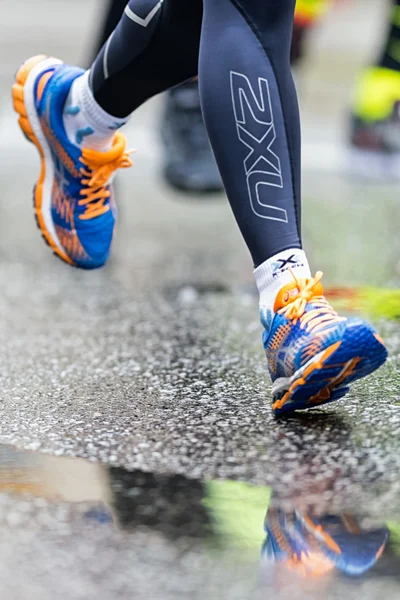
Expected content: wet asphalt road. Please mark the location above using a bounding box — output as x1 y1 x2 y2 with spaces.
0 0 400 598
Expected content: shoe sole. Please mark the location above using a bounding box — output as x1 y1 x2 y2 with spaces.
271 330 388 416
163 167 225 195
12 55 75 266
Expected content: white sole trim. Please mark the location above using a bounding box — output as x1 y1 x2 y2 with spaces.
271 349 327 396
23 57 64 254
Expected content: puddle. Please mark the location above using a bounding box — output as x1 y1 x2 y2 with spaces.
0 444 399 599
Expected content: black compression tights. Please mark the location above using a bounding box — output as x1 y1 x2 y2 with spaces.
91 0 129 62
90 0 302 267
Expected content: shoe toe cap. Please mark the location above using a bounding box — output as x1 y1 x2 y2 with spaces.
72 213 115 269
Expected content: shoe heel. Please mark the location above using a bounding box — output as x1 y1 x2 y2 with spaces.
12 55 47 145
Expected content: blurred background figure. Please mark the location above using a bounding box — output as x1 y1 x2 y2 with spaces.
350 0 400 179
290 0 329 67
294 0 400 180
93 0 400 188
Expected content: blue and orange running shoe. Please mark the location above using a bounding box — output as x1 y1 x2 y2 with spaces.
12 55 132 269
262 271 388 415
263 508 388 577
299 513 389 576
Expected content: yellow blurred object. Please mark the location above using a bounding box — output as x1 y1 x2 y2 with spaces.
353 67 400 121
205 480 270 550
326 286 400 321
295 0 329 25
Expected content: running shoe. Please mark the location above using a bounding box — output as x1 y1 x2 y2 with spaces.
263 508 388 577
12 55 132 269
161 81 223 194
300 513 389 576
261 271 388 415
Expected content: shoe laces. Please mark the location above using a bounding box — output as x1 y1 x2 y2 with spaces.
78 133 133 221
278 271 345 334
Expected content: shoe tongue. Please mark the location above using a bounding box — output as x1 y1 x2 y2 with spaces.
82 132 126 166
273 279 324 312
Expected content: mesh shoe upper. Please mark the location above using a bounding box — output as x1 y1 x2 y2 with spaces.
262 272 348 382
34 64 131 268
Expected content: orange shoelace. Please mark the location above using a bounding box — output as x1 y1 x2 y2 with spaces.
78 133 133 221
278 271 345 334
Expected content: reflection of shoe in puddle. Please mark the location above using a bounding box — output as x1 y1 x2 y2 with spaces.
263 508 389 577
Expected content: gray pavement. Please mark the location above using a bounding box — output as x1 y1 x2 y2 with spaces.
0 0 399 598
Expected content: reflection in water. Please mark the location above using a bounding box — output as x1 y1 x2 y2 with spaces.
263 509 388 577
109 468 212 539
0 443 397 590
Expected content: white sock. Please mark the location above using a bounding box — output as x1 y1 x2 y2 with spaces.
254 249 311 330
62 71 128 151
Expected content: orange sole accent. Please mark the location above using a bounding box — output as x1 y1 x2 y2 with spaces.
302 515 342 554
12 56 75 266
307 356 361 405
342 514 361 535
374 333 386 346
376 543 386 560
272 341 342 411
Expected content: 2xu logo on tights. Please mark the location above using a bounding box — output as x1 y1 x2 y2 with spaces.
230 71 288 223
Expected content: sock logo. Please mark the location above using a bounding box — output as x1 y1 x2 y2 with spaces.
272 254 304 278
230 71 287 223
76 127 94 145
